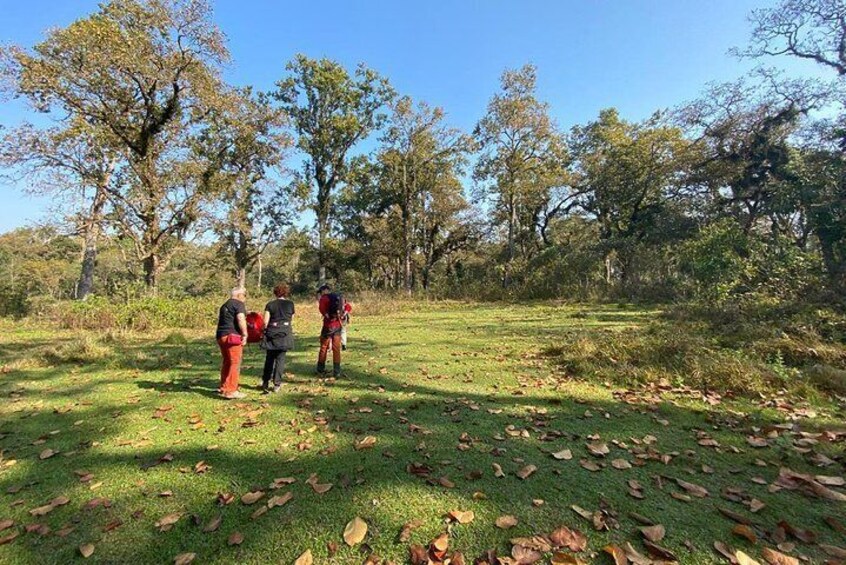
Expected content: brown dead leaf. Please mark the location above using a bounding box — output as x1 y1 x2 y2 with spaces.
676 478 709 498
552 449 572 461
550 526 587 552
343 517 367 546
496 515 518 529
587 442 610 457
173 553 195 565
735 550 762 565
603 545 628 565
611 459 632 470
228 531 244 546
267 492 293 509
714 541 738 564
202 514 222 533
492 463 505 478
640 524 665 543
732 524 758 544
154 513 181 532
39 449 56 460
761 547 799 565
643 539 678 562
293 549 313 565
79 543 95 558
354 436 377 450
516 465 537 480
241 491 265 505
447 510 475 524
512 544 543 564
579 459 601 472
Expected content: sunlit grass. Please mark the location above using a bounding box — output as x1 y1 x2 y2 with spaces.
0 303 842 564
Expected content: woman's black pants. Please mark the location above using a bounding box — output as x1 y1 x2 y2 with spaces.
262 349 286 387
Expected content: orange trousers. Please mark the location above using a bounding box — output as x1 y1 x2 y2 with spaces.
217 336 243 394
318 332 342 366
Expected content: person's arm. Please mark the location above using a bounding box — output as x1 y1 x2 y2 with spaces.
263 310 271 327
236 312 247 341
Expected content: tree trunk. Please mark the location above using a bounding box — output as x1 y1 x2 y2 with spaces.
403 207 413 295
504 193 516 289
77 225 99 300
143 254 161 293
237 267 247 288
257 255 263 290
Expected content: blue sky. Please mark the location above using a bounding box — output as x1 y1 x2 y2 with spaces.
0 0 829 232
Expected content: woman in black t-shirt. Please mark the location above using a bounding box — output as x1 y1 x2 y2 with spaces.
261 283 295 392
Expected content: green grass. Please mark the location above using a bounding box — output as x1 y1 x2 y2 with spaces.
0 302 843 564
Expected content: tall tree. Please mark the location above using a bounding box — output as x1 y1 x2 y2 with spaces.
474 64 569 288
200 89 290 287
274 54 394 284
378 96 473 293
0 121 117 299
1 0 230 291
571 109 692 288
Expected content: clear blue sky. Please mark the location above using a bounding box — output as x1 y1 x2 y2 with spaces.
0 0 828 232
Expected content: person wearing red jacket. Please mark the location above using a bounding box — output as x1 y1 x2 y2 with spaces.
316 284 343 377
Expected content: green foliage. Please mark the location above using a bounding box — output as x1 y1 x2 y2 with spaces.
678 220 751 299
49 296 217 332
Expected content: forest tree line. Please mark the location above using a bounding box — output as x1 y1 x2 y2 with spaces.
1 0 845 316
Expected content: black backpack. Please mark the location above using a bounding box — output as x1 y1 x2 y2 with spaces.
327 292 345 320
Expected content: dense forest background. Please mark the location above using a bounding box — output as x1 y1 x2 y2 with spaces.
1 0 845 318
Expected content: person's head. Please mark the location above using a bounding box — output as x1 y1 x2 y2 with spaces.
230 287 247 302
317 283 331 296
273 283 290 298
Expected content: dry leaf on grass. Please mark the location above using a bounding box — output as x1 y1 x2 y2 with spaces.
241 491 264 505
447 510 474 524
202 514 222 533
735 550 762 565
343 517 367 546
173 554 195 565
552 449 572 461
496 515 518 529
294 549 313 565
516 465 537 480
603 545 628 565
640 524 665 543
761 547 798 565
79 543 95 558
550 526 587 552
676 478 709 498
228 531 244 546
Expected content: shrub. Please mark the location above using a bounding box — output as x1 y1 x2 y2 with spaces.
44 336 112 365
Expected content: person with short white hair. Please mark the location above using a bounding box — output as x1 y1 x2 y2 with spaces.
215 287 248 399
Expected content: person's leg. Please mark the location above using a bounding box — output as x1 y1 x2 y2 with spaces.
317 334 329 373
261 350 275 390
218 338 229 392
273 351 286 388
332 333 342 376
221 343 243 396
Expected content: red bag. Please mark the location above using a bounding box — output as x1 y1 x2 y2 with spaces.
223 333 243 346
246 311 264 343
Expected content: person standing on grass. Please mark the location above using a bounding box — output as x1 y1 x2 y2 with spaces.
316 283 344 377
261 283 295 393
216 287 248 399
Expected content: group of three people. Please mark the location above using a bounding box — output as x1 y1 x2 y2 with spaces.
214 283 349 399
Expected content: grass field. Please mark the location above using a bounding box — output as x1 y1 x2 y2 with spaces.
0 302 843 564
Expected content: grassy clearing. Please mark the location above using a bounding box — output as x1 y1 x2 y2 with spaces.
0 302 843 564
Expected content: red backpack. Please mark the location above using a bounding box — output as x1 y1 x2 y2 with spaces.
246 311 264 343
